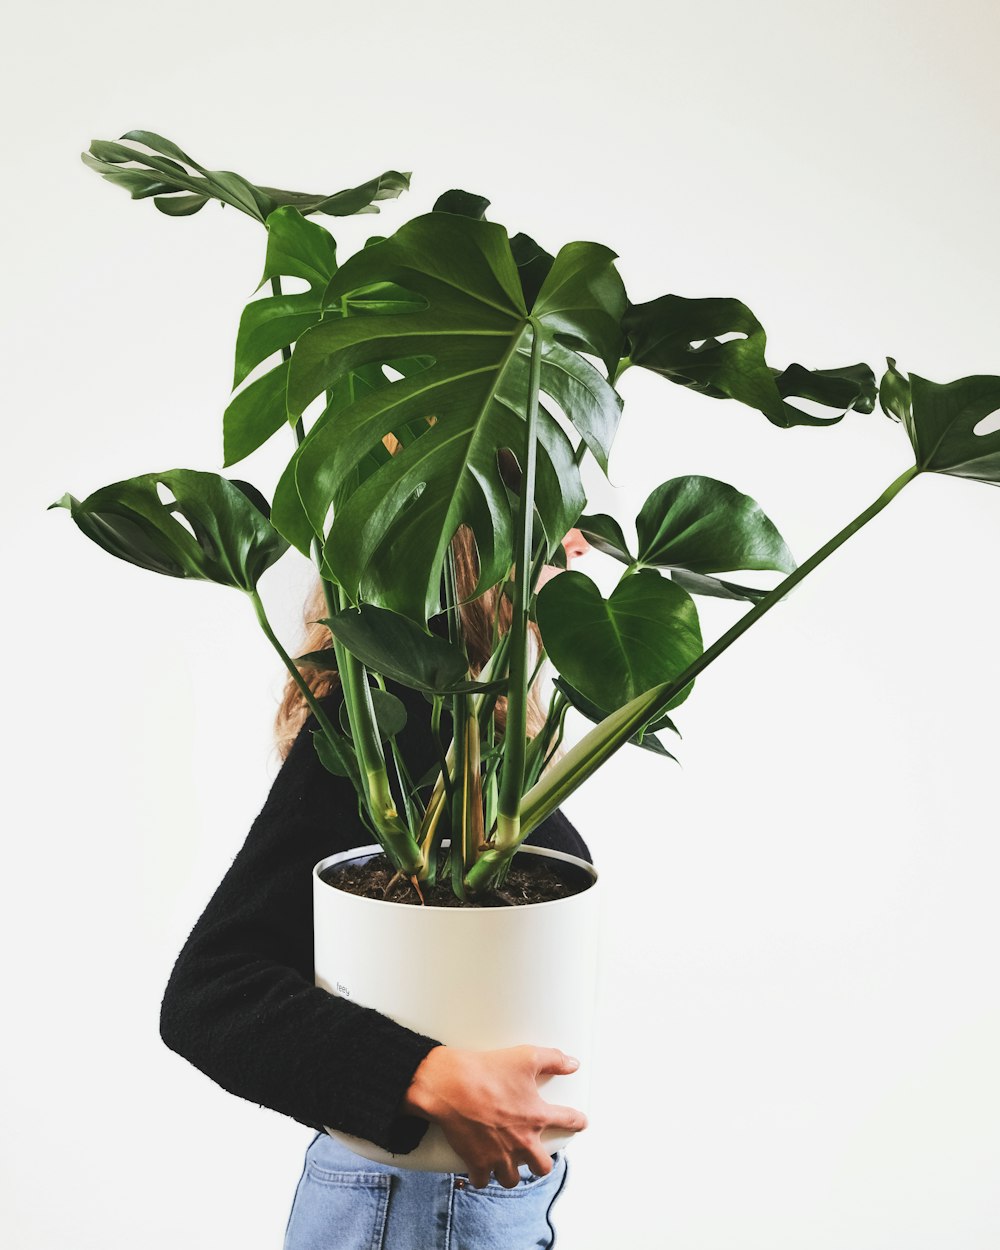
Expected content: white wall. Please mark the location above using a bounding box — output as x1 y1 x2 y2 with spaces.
4 1 998 1246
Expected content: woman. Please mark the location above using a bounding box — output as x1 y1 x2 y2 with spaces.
159 523 593 1249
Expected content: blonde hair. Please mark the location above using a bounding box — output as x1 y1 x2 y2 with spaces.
273 435 551 760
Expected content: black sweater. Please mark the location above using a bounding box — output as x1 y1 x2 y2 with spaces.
159 683 591 1155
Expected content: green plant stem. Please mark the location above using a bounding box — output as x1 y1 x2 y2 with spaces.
494 320 543 854
270 289 421 874
467 463 920 889
247 588 345 752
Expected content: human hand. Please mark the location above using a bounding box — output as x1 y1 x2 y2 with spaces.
401 1044 587 1188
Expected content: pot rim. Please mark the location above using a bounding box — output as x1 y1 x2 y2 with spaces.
313 840 598 911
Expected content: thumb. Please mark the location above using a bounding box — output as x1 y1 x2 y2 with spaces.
534 1047 581 1076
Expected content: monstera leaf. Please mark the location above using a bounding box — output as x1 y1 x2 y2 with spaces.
82 131 409 222
880 357 1000 484
536 568 703 714
48 470 287 591
284 211 627 622
623 295 877 429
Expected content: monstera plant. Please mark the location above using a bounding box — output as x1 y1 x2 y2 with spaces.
53 132 1000 901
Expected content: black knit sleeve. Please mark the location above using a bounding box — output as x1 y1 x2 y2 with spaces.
158 688 442 1154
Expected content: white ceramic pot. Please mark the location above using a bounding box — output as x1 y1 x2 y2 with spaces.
312 841 601 1173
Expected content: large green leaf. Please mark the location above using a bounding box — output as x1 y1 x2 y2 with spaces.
880 357 1000 484
48 470 287 590
536 568 703 714
623 295 877 428
83 131 410 223
285 212 625 621
320 605 505 695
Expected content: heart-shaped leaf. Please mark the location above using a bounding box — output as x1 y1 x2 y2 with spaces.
48 469 287 590
624 295 877 429
83 132 410 223
536 568 703 714
635 476 796 574
320 605 505 695
285 212 624 621
880 357 1000 483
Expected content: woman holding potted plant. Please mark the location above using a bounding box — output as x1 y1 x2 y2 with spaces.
159 524 596 1249
56 131 1000 1250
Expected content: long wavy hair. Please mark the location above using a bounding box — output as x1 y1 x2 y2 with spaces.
273 441 549 760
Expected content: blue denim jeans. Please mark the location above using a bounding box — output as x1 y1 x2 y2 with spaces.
283 1131 570 1249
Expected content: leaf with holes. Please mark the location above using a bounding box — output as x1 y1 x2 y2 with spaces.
47 470 287 591
624 295 876 429
285 211 625 621
880 358 1000 484
83 131 410 223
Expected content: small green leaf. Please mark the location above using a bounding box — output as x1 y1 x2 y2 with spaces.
537 568 703 714
880 357 1000 484
311 727 355 778
576 513 634 564
339 686 407 741
635 476 796 574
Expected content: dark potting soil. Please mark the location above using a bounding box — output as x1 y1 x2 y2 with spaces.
322 851 593 908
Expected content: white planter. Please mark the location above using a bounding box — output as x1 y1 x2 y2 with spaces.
312 842 601 1173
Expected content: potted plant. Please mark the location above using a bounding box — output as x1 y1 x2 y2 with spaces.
51 131 1000 1172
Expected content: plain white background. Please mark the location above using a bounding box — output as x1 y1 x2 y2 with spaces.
3 1 998 1246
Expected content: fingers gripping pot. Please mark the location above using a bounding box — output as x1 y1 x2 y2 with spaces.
312 843 602 1173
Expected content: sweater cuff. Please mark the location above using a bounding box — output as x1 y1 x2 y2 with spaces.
326 1009 442 1155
